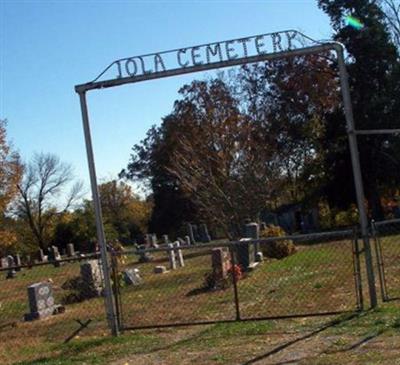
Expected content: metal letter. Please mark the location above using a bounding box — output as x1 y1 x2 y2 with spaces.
272 33 283 52
177 48 189 67
125 58 138 77
191 46 203 66
205 43 222 63
255 35 266 55
115 61 123 79
285 31 297 50
225 40 238 60
236 37 251 57
154 54 166 73
138 56 152 75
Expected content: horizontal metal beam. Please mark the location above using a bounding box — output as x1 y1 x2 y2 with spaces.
355 129 400 135
75 43 336 93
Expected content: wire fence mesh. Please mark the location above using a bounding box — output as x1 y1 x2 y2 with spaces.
372 218 400 301
113 229 363 330
0 253 108 364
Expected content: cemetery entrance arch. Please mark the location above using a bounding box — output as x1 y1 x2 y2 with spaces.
75 30 377 335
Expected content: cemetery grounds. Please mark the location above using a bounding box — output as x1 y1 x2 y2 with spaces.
0 224 399 365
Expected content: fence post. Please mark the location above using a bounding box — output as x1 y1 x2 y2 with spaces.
335 45 377 308
77 90 120 335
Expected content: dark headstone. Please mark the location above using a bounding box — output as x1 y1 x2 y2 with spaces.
66 243 75 257
37 248 45 262
14 254 22 271
244 222 260 259
187 223 196 245
237 238 257 271
199 224 211 243
24 282 58 321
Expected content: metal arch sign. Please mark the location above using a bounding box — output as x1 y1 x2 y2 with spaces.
75 30 378 336
75 30 332 92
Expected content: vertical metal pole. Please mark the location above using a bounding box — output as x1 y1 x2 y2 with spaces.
77 90 120 335
229 246 241 321
335 45 377 308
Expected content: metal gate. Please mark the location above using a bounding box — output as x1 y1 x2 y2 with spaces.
112 230 363 330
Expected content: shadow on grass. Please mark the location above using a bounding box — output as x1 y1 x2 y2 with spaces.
241 311 367 365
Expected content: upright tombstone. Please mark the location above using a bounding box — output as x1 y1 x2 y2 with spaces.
14 254 22 271
24 282 57 321
0 257 9 268
187 223 196 245
199 224 211 243
211 247 231 288
6 255 16 279
174 241 185 267
80 260 104 298
37 248 45 262
184 235 191 246
49 246 62 267
244 222 261 261
237 238 257 271
162 234 169 245
167 243 177 270
66 243 75 257
123 268 143 286
192 224 201 242
151 234 159 248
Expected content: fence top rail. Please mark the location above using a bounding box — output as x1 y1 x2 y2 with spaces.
0 252 101 272
114 229 354 255
373 218 400 227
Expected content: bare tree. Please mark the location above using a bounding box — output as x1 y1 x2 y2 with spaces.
382 0 400 49
16 153 84 249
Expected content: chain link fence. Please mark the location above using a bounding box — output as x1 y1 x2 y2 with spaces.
0 253 108 364
113 229 363 331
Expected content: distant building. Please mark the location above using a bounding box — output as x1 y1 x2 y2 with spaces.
261 203 320 234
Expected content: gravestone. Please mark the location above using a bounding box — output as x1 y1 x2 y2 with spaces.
162 234 169 245
123 268 143 286
6 255 16 279
66 243 75 257
192 224 201 242
244 222 261 261
80 260 104 298
199 224 211 243
167 243 177 270
174 241 185 267
145 233 158 248
137 245 153 263
151 234 159 248
14 254 22 271
237 238 257 271
211 247 231 288
49 246 62 267
0 257 8 268
154 265 167 274
184 236 191 246
37 248 45 262
24 282 58 321
187 223 196 245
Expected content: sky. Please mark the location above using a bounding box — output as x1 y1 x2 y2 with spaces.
1 0 334 196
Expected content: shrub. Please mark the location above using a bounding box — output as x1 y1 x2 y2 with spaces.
259 224 297 259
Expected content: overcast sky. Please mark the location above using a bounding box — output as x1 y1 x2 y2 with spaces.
1 0 333 194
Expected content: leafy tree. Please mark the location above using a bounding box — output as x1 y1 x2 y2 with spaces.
0 119 22 255
318 0 400 219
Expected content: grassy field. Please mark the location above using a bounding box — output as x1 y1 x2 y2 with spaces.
0 233 399 364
